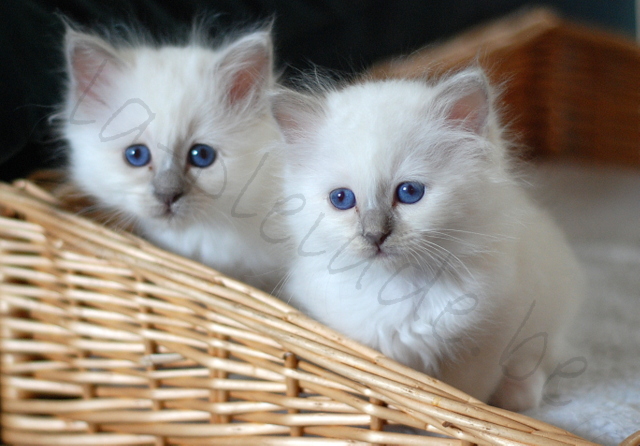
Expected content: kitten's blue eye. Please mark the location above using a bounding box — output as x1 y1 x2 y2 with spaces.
396 181 425 204
329 188 356 210
124 144 151 167
188 144 216 168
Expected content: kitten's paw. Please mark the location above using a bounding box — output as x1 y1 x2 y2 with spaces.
489 370 545 412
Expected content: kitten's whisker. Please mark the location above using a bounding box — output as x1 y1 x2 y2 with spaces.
272 268 294 302
424 230 505 258
422 232 478 248
404 244 439 276
426 227 514 242
414 238 475 283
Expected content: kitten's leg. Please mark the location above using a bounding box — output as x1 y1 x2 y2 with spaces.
437 339 506 404
437 323 553 410
488 330 570 412
488 359 547 412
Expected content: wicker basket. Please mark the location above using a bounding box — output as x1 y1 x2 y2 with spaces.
369 8 640 167
1 179 637 446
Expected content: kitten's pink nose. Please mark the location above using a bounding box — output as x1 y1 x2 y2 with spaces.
152 169 186 208
361 209 392 248
154 190 184 207
364 231 390 247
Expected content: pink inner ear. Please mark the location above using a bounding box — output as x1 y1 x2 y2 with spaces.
71 46 113 104
272 91 324 145
446 87 489 134
272 105 304 144
227 52 269 105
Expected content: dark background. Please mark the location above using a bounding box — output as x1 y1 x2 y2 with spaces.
0 0 636 181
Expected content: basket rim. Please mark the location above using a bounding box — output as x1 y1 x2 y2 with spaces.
0 179 627 446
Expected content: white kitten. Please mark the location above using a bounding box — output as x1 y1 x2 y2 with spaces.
61 26 287 291
272 69 582 411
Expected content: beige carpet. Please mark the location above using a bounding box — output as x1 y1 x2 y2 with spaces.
525 162 640 445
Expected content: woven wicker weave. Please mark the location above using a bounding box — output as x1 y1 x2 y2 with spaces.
2 179 636 446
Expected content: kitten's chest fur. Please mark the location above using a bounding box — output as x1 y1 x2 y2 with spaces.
287 259 489 374
142 218 285 292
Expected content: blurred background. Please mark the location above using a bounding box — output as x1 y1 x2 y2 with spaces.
0 0 637 181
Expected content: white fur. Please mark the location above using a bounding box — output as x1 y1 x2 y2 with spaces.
273 70 583 411
61 27 288 292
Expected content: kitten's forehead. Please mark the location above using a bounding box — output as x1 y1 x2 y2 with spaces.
326 82 438 150
94 46 228 161
326 80 436 125
130 46 220 119
317 81 440 177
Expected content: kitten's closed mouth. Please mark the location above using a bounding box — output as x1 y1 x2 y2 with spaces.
368 245 392 260
154 203 181 220
374 246 387 257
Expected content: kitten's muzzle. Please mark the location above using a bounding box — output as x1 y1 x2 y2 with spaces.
361 209 392 249
152 170 187 209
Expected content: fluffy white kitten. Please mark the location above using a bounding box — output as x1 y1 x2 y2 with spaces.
272 69 582 411
61 26 287 291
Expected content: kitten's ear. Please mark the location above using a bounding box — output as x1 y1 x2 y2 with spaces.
65 29 125 103
271 89 325 145
434 68 491 135
217 30 274 108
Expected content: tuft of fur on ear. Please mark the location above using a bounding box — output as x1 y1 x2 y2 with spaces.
434 68 491 136
217 30 274 110
271 88 325 145
65 29 125 104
